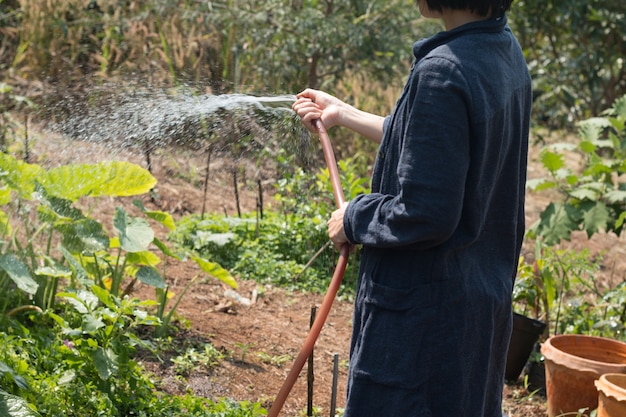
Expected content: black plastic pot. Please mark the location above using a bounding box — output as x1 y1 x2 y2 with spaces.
505 313 547 381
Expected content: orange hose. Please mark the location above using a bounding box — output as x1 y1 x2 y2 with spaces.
267 119 350 417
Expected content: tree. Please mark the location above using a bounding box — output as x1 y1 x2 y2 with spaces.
207 0 427 94
509 0 626 129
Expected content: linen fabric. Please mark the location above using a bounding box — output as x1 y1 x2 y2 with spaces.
342 15 532 417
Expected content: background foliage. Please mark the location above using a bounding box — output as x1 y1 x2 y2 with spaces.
1 0 626 416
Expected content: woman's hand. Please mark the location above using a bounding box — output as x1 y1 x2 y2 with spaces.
293 88 385 143
292 89 345 133
328 201 350 250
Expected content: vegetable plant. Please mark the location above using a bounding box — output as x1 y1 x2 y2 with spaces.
528 94 626 245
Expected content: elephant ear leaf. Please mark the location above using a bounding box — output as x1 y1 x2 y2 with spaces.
0 389 42 417
114 207 154 253
0 254 38 295
41 161 157 201
191 256 237 289
0 153 45 199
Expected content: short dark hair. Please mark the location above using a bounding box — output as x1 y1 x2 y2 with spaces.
425 0 513 17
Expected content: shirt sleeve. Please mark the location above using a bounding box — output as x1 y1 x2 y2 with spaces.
343 57 472 249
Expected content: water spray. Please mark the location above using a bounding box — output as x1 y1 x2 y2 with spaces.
267 119 350 417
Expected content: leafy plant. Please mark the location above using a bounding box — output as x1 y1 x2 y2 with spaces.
528 94 626 245
172 344 224 377
514 241 603 337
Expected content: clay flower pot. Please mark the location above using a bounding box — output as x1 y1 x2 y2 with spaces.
541 335 626 417
595 373 626 417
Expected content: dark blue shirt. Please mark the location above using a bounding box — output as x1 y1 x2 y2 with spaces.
342 16 531 417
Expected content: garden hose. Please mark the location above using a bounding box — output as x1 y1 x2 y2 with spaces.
267 119 351 417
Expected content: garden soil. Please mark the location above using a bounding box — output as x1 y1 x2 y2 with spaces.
25 122 626 417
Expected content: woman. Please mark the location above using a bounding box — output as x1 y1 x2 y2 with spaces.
292 0 531 415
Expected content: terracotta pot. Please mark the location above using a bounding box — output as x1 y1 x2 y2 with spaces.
541 335 626 417
595 373 626 417
505 313 546 381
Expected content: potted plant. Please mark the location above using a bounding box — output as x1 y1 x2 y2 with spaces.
505 241 548 383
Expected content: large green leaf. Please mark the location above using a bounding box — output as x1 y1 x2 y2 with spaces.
114 207 154 253
536 203 578 245
57 218 109 254
0 153 45 199
92 347 118 380
0 389 42 417
40 161 157 201
580 201 609 238
191 256 237 289
34 184 84 222
135 266 167 288
0 254 38 295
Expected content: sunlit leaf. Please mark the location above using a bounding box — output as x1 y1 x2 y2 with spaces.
41 161 157 201
0 254 38 295
540 150 564 172
152 237 181 260
126 251 161 267
92 347 118 380
133 200 175 230
0 153 45 199
0 389 42 417
114 207 154 253
191 256 237 289
0 187 11 205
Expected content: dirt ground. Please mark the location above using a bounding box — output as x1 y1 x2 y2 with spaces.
22 120 626 417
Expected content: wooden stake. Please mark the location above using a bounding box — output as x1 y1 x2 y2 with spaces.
330 353 339 417
307 306 317 417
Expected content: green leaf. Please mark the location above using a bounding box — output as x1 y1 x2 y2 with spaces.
192 256 238 289
135 266 167 288
540 150 564 172
41 161 157 201
0 254 38 295
126 251 161 267
92 347 118 380
580 201 609 238
526 178 557 192
0 209 11 236
0 389 42 417
536 203 577 245
0 187 11 205
57 218 109 254
114 207 154 253
133 200 175 231
195 231 236 247
60 246 90 287
0 153 45 199
90 285 116 310
605 190 626 204
578 117 612 142
35 265 72 279
34 184 84 221
152 237 181 260
0 362 29 390
614 205 626 226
